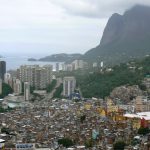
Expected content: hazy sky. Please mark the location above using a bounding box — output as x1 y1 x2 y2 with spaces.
0 0 150 57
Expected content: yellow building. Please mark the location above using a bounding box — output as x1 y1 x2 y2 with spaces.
97 107 107 117
106 98 114 106
84 104 92 110
107 105 119 113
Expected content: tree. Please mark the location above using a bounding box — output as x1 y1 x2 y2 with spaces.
1 127 11 134
0 83 13 98
58 138 74 148
138 127 149 135
5 142 15 148
80 115 86 123
85 139 93 148
75 56 150 98
113 141 126 150
46 79 57 93
0 106 13 113
53 83 63 98
139 84 147 91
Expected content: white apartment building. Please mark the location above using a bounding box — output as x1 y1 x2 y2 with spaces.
71 60 84 70
19 65 39 86
4 73 11 84
13 79 22 95
43 65 53 85
62 60 88 71
63 76 76 97
18 65 53 89
56 63 59 72
34 68 47 89
24 82 30 101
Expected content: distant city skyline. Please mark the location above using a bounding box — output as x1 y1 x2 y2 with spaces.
0 0 150 57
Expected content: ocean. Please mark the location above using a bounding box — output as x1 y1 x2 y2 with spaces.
0 56 60 71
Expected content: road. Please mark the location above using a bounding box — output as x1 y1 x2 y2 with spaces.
47 78 62 99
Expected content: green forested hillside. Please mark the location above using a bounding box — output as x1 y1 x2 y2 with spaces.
77 56 150 98
0 83 13 98
57 56 149 98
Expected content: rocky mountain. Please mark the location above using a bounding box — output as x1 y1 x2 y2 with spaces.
110 85 143 104
83 5 150 65
39 53 82 63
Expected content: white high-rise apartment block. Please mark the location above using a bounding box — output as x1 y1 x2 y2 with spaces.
35 68 47 89
43 65 53 85
4 73 14 89
24 82 30 101
4 73 11 84
19 65 53 89
71 60 84 70
19 65 39 86
100 61 104 68
56 63 59 72
63 76 76 97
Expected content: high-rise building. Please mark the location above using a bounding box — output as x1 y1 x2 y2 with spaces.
63 76 76 97
19 65 37 85
0 79 2 95
71 60 84 70
13 79 22 95
4 73 11 84
62 63 65 71
19 65 53 89
63 64 73 71
24 82 30 101
56 63 59 72
43 65 53 85
35 68 47 89
0 61 6 81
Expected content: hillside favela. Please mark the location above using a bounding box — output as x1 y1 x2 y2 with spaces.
0 1 150 150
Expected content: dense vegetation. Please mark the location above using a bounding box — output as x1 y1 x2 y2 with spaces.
77 56 150 98
138 127 150 135
0 83 13 98
0 106 13 113
113 141 126 150
57 56 150 98
46 79 57 93
58 138 74 148
39 53 82 63
20 82 35 95
84 139 93 148
77 66 140 98
53 83 63 98
1 127 12 134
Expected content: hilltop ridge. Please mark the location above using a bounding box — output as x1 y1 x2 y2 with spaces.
83 5 150 64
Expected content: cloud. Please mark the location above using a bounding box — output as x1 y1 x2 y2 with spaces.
50 0 150 18
0 0 64 29
0 0 150 56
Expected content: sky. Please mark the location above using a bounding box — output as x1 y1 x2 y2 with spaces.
0 0 150 58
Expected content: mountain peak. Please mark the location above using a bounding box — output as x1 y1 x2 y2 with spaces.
83 5 150 64
100 13 123 46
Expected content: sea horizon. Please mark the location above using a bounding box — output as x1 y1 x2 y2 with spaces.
0 54 62 71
